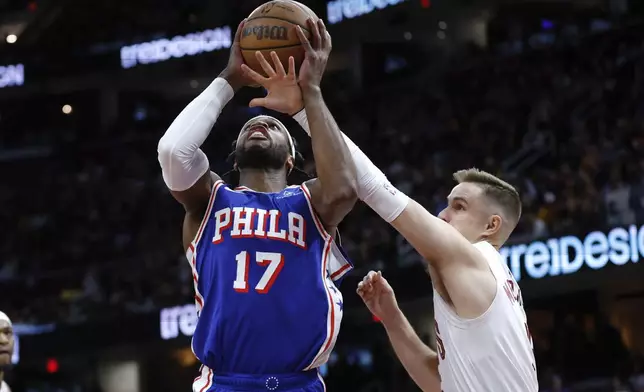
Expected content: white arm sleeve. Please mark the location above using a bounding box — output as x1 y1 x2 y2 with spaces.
157 77 234 191
293 109 409 222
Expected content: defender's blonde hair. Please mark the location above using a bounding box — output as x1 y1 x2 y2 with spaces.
453 168 522 224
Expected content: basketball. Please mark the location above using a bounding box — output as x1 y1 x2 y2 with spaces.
240 1 318 76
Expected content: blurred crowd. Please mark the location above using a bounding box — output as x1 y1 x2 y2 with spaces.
1 17 644 392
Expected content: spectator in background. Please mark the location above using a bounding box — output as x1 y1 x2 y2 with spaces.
604 165 636 226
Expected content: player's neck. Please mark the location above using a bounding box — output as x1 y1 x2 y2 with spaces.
0 369 4 383
239 169 287 193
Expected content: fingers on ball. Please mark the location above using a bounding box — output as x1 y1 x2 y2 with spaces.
270 51 286 75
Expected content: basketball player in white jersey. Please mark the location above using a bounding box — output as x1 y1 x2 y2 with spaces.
239 50 539 392
0 312 14 392
356 171 539 392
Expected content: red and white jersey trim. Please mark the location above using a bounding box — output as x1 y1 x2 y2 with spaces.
300 182 353 282
185 180 225 315
300 182 347 370
192 365 213 392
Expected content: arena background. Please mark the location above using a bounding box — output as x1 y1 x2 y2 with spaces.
1 0 644 390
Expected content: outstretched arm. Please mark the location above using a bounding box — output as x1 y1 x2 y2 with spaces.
293 113 494 317
392 202 495 317
292 110 409 222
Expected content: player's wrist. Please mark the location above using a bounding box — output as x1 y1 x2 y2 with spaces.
218 68 243 92
289 105 305 117
206 78 235 106
380 307 404 329
300 83 322 97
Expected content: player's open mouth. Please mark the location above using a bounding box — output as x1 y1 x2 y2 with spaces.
247 126 269 141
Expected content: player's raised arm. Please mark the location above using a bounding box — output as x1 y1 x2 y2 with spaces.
241 19 358 231
295 19 358 229
158 21 255 250
157 20 248 212
157 21 250 243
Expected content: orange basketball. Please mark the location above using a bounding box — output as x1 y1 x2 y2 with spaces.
240 1 319 76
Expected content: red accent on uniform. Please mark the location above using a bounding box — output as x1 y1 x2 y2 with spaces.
320 240 336 353
198 367 213 392
330 264 351 279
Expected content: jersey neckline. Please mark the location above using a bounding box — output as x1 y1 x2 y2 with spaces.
234 185 299 194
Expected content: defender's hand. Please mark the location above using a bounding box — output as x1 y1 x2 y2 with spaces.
295 18 331 91
241 52 304 116
357 271 400 322
219 20 254 91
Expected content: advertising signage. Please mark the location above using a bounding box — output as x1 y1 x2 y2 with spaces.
0 64 24 88
501 224 644 282
326 0 407 25
160 304 197 340
120 26 232 69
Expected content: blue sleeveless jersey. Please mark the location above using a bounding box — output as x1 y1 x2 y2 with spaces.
186 181 353 375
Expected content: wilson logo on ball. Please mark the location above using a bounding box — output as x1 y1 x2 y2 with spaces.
243 25 289 41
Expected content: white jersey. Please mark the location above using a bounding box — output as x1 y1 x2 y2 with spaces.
433 241 538 392
0 381 11 392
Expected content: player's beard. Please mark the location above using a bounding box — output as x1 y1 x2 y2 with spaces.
235 142 290 171
0 354 11 368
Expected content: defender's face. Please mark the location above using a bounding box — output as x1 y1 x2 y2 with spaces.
0 320 14 366
438 182 490 243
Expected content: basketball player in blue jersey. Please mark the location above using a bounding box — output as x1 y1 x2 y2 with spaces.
158 19 357 392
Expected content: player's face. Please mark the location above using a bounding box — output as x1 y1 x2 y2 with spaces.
235 116 293 171
438 183 493 243
0 321 14 366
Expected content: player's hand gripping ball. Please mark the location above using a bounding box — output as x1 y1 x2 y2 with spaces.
240 0 318 76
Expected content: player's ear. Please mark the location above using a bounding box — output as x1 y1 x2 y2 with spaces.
286 156 294 174
482 214 502 238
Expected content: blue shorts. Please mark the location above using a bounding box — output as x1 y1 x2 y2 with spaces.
193 366 326 392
